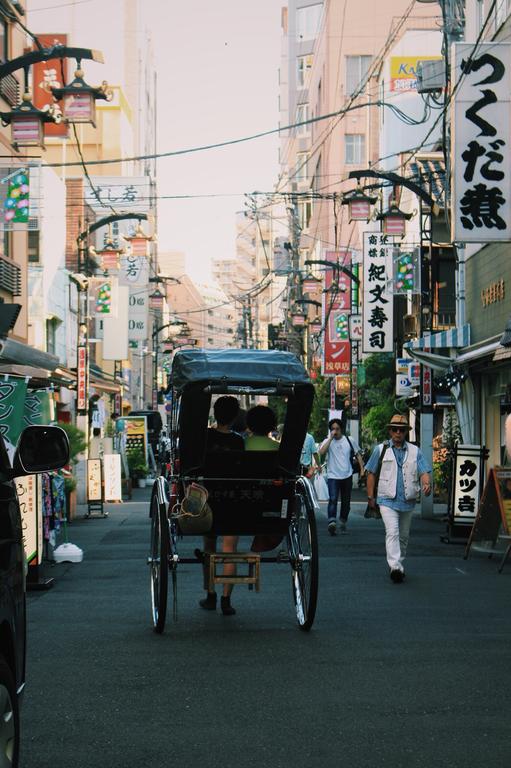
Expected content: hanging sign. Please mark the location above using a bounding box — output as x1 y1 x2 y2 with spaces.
322 250 352 375
362 233 393 353
103 454 122 501
32 34 69 137
452 42 511 242
348 313 362 342
87 459 103 502
77 345 88 413
0 377 28 448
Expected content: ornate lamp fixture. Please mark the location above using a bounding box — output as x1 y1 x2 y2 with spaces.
123 221 154 258
51 59 113 126
377 198 413 237
89 235 125 272
309 316 323 335
149 287 165 311
1 69 62 148
341 185 378 222
290 306 306 327
301 272 321 293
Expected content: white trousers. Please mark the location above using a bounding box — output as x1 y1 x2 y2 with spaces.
379 505 413 572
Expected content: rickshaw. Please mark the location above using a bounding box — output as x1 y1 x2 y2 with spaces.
148 348 319 633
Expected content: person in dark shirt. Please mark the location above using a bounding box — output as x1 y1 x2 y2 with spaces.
200 396 243 615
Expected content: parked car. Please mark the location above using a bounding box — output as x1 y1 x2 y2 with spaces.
0 425 69 767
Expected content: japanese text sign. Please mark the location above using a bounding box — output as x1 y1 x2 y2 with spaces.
362 233 393 353
452 43 511 242
77 346 88 413
321 250 352 376
453 445 482 521
32 34 69 137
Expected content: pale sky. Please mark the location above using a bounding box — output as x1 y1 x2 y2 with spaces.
152 1 283 281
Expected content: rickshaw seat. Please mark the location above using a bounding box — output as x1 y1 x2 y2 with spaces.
199 450 295 536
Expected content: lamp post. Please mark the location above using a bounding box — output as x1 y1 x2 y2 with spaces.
151 318 188 407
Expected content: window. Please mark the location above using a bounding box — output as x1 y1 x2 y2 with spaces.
346 55 372 95
299 200 312 229
46 318 59 356
345 134 366 165
297 55 313 88
28 231 40 263
0 19 7 63
296 4 323 41
296 103 309 135
296 152 309 181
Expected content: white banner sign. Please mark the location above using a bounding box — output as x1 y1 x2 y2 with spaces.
103 454 122 501
348 313 362 341
452 43 511 242
362 232 393 353
85 177 152 214
103 286 129 360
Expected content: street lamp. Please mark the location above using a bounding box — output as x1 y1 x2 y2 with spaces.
123 222 155 258
341 186 378 222
377 198 414 238
51 59 113 126
291 306 306 328
301 272 321 293
309 316 323 335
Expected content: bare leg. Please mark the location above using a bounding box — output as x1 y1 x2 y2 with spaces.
222 535 239 598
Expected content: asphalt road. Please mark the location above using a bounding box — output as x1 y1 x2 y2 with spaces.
21 486 511 768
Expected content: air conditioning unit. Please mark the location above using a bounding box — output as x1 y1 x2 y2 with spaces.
416 60 446 93
403 314 418 338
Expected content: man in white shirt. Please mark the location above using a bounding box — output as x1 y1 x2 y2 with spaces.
319 418 363 535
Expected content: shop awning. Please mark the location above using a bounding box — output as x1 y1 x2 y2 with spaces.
0 336 59 370
0 363 76 387
403 324 471 351
408 155 445 208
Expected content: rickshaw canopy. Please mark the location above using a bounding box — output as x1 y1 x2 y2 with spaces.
169 348 312 394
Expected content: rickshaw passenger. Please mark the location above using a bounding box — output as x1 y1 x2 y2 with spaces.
200 396 243 616
245 406 279 451
245 406 282 553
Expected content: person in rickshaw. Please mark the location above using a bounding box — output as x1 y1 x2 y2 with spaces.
199 396 244 616
245 405 283 553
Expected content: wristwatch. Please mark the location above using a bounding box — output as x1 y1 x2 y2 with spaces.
367 496 375 500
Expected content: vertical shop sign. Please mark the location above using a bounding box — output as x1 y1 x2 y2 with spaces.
87 459 102 502
0 377 28 447
16 474 38 563
452 43 511 242
77 346 88 413
103 454 122 501
125 415 148 459
452 445 483 522
362 233 393 353
322 250 352 375
32 34 69 137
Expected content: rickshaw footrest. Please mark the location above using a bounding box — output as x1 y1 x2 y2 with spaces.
207 553 261 592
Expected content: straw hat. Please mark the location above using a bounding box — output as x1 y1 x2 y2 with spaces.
387 414 410 430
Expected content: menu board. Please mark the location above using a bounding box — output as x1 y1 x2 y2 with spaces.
87 459 102 502
16 474 39 564
464 467 511 559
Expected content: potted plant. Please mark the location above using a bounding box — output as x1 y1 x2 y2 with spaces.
127 449 149 488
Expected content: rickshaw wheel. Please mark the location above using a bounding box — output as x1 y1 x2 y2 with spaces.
287 481 318 631
150 487 169 633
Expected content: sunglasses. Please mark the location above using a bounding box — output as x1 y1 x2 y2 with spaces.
390 426 406 433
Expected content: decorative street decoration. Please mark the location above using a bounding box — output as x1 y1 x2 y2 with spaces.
393 248 420 293
4 170 29 224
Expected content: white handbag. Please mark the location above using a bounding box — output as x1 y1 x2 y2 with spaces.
313 470 329 501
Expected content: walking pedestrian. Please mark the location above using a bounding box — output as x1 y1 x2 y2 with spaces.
300 432 320 477
365 414 432 583
318 418 364 535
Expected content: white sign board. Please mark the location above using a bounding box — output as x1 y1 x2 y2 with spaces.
349 314 362 342
452 43 511 242
452 445 482 521
103 454 122 501
103 286 129 360
84 177 152 214
87 459 102 502
362 232 393 353
396 374 414 397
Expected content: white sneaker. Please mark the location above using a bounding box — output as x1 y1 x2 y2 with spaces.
328 520 337 536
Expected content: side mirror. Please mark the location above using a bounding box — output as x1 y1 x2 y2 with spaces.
13 426 70 477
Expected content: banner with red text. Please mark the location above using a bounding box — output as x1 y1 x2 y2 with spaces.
321 250 352 376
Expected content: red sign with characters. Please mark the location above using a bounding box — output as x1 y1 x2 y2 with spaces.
322 250 352 376
32 34 69 137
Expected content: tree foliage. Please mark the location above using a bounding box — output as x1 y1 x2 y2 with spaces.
58 422 87 464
